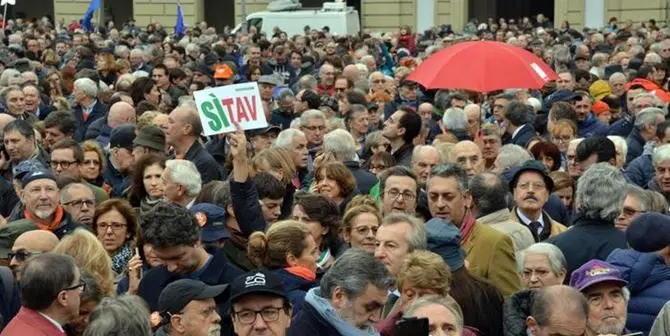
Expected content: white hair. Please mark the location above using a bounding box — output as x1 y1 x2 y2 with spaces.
165 159 202 197
130 48 145 57
74 78 98 98
607 135 628 166
527 97 542 112
274 129 305 149
299 109 326 126
354 63 368 77
653 144 670 166
323 129 357 161
132 70 150 78
518 243 567 276
442 107 468 130
635 108 666 129
114 45 130 58
576 163 627 221
496 144 532 172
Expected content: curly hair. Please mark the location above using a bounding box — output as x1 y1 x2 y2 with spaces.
292 191 340 253
128 153 167 206
141 202 200 248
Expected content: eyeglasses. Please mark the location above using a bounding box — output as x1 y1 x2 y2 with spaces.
62 279 86 293
96 222 128 232
8 249 43 262
354 225 378 236
234 307 285 325
517 182 547 191
303 125 326 132
335 87 346 92
621 206 645 217
62 199 95 209
385 189 416 201
50 160 78 169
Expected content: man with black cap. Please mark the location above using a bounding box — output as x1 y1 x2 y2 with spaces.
509 161 568 242
132 125 166 161
247 126 280 153
229 270 292 336
192 62 213 86
0 165 82 255
103 124 136 197
156 279 227 336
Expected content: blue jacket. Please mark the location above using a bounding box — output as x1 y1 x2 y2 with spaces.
625 153 654 187
625 127 645 166
137 248 243 336
609 115 634 137
607 249 670 335
577 113 609 138
343 160 378 195
73 101 107 142
271 268 317 316
287 294 342 336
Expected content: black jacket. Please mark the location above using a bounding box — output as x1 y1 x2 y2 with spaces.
511 123 535 148
392 142 414 168
184 141 225 184
73 101 107 142
84 117 106 141
343 161 378 195
625 127 645 166
287 297 342 336
546 213 628 282
0 177 18 218
503 290 536 336
137 248 244 336
230 178 272 236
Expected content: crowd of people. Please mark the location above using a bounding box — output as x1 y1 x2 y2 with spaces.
0 10 668 336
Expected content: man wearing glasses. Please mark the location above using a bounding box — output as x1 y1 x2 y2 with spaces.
3 253 83 335
230 270 291 336
7 230 58 280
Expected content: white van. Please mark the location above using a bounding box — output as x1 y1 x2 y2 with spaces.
234 1 360 36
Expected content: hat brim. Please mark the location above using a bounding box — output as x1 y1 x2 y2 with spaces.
510 167 554 192
133 139 164 152
201 227 230 242
576 277 628 292
194 283 229 300
230 288 287 304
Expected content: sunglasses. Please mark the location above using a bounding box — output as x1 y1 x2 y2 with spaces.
8 249 43 262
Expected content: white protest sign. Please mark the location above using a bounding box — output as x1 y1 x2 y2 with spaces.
193 82 268 136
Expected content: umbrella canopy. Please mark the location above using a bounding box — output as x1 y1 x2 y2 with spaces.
407 41 558 93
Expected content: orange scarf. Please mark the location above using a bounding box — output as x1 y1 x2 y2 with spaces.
284 266 316 282
24 205 64 231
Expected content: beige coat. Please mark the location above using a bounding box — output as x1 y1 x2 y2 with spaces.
478 209 535 254
510 207 568 240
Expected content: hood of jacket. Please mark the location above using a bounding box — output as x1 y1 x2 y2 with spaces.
272 268 316 293
503 290 536 336
607 248 670 294
577 113 600 130
425 218 466 271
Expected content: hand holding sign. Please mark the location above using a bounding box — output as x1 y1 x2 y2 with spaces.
194 82 268 136
229 122 248 160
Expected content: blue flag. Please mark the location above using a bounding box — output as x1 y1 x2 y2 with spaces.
175 2 185 37
81 0 100 32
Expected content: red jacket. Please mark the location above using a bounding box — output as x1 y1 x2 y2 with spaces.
1 307 66 336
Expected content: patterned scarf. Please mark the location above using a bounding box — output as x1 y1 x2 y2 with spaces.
111 243 134 275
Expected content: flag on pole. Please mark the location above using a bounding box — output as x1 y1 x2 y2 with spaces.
81 0 100 32
175 2 185 37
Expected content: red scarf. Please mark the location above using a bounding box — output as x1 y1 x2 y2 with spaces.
284 266 316 282
24 205 64 231
459 211 476 244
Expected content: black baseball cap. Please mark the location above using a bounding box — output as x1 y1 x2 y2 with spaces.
229 270 288 304
158 279 229 315
110 125 136 151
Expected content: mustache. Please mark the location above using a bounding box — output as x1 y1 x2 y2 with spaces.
524 195 539 201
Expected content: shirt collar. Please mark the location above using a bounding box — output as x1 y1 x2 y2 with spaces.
512 123 525 139
38 312 64 333
82 99 98 112
186 198 196 209
516 207 544 227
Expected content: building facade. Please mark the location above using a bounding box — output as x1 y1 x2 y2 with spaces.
46 0 668 33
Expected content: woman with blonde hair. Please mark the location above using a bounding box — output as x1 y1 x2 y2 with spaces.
248 220 318 315
53 228 116 296
341 204 381 253
251 147 296 185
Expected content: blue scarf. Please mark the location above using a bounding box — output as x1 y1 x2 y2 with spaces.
304 288 380 336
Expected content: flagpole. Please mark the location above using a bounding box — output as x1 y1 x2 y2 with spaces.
97 0 102 32
2 4 7 30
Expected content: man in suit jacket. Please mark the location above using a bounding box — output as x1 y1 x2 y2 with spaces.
71 78 107 142
503 100 536 148
2 253 82 336
427 164 521 297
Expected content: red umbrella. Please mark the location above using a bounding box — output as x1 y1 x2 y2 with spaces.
407 41 558 92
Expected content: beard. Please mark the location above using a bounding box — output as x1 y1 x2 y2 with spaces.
34 208 55 219
588 316 626 335
207 326 221 336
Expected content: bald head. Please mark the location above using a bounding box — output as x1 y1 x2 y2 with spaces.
0 113 16 136
529 285 588 334
10 230 59 279
412 145 440 185
108 101 136 128
342 64 360 82
451 141 484 179
417 103 434 120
